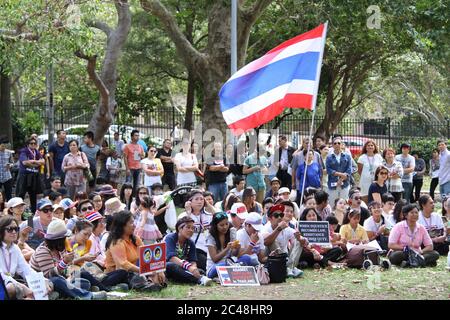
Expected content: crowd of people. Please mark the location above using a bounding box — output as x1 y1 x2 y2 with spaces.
0 129 449 300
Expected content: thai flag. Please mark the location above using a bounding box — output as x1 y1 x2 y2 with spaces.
219 23 328 135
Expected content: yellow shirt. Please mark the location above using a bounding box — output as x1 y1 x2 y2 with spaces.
339 224 369 242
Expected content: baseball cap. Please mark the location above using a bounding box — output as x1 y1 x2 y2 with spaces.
278 187 290 195
60 198 77 211
268 204 285 216
244 212 263 231
6 197 26 208
400 142 411 149
37 198 53 210
229 203 249 219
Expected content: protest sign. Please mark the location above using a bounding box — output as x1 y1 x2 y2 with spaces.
26 272 48 300
216 266 260 286
139 242 166 276
297 221 330 246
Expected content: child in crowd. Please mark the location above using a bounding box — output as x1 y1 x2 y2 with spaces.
106 150 122 189
339 210 369 245
134 195 162 245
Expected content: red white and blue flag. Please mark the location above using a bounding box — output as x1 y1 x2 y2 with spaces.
219 23 328 135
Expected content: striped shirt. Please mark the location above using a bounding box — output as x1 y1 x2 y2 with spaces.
29 243 65 278
0 150 12 183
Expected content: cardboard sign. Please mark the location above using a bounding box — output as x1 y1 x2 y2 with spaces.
139 242 166 276
26 272 48 300
216 266 260 286
297 221 330 246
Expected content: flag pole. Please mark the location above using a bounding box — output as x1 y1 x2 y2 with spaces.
299 21 328 207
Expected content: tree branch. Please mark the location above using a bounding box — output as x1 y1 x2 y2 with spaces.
140 0 206 71
86 20 112 37
240 0 274 25
74 51 109 106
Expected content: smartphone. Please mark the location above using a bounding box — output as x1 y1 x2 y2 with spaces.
27 216 34 229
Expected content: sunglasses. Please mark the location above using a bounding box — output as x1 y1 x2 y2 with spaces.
29 142 37 145
41 208 52 213
81 206 94 212
333 142 341 145
139 192 148 195
353 196 361 200
5 226 19 233
380 172 388 175
149 150 157 153
273 213 284 219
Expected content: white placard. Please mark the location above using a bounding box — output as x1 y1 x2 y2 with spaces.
26 272 48 300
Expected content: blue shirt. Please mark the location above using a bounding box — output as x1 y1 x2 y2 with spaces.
326 152 352 190
138 140 148 153
296 161 322 191
165 232 197 263
244 154 268 191
48 141 69 175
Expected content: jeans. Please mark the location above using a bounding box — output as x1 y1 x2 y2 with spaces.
165 262 200 284
127 169 141 196
0 179 12 201
411 179 423 203
440 180 450 198
429 177 439 200
206 255 255 279
402 182 413 203
208 182 228 202
162 172 176 190
328 186 350 209
50 275 92 300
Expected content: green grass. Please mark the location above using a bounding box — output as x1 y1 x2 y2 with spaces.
111 257 449 300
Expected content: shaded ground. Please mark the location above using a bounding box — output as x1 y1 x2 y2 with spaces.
113 257 449 300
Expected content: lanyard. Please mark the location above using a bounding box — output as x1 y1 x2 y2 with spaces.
27 148 36 160
1 246 12 276
405 224 416 244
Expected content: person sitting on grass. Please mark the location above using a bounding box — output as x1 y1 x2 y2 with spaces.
66 199 94 232
381 193 396 223
236 212 268 266
417 195 448 256
165 216 213 286
262 204 304 277
388 199 407 227
105 210 164 291
339 209 369 245
363 201 390 250
65 219 95 268
85 211 107 269
227 202 248 231
206 212 252 279
388 204 440 267
298 208 343 268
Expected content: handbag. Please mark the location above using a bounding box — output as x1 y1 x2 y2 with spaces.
406 247 426 268
255 264 270 285
81 152 94 182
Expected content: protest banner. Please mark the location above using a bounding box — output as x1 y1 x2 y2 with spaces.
26 272 48 300
139 242 166 276
297 221 330 246
216 266 260 286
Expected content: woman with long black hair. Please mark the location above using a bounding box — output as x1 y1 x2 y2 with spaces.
119 183 134 211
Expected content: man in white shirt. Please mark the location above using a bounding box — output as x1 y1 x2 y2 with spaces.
227 203 248 231
236 212 267 266
261 204 305 278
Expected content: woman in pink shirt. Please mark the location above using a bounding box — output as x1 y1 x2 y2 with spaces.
388 204 439 267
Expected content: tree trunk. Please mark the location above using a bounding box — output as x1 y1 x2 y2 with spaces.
184 70 195 131
0 67 13 146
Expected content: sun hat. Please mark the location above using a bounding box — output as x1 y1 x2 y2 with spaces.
278 187 290 195
104 197 126 215
45 219 72 240
6 197 26 208
98 184 117 196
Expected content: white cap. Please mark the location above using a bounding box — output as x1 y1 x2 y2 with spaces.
7 197 26 208
278 187 290 195
229 203 249 219
244 212 263 231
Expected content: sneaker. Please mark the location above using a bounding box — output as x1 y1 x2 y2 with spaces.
199 276 213 286
291 267 304 278
110 283 129 291
287 268 295 278
90 286 100 292
91 291 108 300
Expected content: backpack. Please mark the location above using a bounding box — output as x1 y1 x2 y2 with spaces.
346 245 380 268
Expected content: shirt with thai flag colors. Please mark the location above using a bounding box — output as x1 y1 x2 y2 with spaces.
219 23 327 134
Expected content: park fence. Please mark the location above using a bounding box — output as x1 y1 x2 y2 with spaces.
12 103 449 150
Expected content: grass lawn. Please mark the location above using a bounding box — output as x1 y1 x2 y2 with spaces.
112 257 449 300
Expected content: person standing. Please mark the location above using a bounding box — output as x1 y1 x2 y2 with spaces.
173 138 199 188
395 143 415 203
141 146 164 194
382 148 404 202
157 139 176 190
123 130 145 196
437 139 450 198
62 140 89 200
0 139 14 201
243 145 269 204
48 130 69 181
275 135 295 189
357 140 383 204
112 132 125 157
429 149 440 200
80 131 100 193
326 137 352 206
411 151 426 203
16 138 44 213
205 142 229 202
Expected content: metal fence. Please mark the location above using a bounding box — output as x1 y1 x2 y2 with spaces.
12 103 449 149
